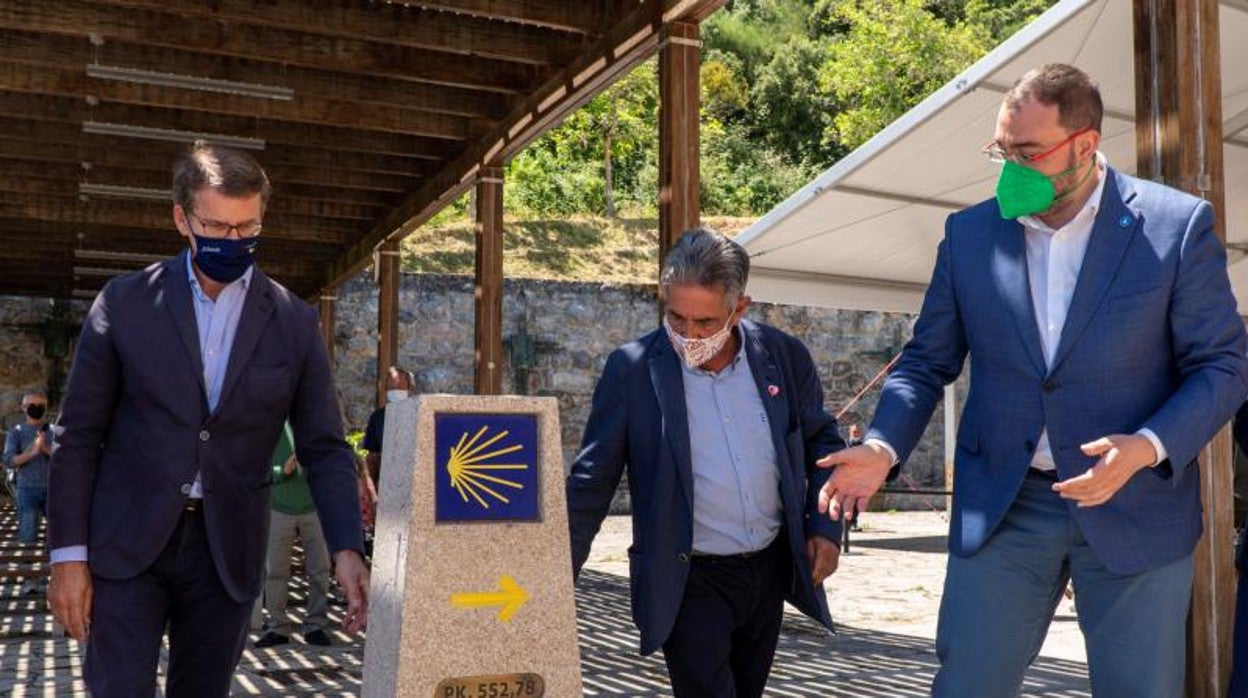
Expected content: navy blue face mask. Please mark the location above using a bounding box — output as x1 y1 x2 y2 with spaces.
191 233 259 284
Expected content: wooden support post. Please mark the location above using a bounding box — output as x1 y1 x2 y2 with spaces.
474 166 504 395
376 239 400 407
318 291 337 367
658 20 701 272
1133 1 1232 695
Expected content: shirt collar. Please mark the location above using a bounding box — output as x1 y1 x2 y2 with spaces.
1019 151 1109 234
184 248 253 301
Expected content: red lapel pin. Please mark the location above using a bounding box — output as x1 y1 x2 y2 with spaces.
767 385 780 397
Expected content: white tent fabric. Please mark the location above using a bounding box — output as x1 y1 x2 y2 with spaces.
736 0 1248 314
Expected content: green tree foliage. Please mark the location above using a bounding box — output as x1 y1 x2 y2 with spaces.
498 0 1053 220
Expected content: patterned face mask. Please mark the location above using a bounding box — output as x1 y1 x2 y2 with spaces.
664 312 736 369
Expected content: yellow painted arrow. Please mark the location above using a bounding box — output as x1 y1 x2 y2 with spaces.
449 575 529 622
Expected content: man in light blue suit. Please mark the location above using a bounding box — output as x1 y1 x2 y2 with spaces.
817 64 1248 696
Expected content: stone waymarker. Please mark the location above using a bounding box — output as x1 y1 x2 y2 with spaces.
363 395 583 697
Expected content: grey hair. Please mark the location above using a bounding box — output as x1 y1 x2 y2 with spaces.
660 228 750 309
21 389 47 403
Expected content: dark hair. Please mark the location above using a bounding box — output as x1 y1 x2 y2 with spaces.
660 228 750 310
171 140 271 213
1005 63 1103 133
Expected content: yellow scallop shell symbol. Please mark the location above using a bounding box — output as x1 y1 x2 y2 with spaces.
445 425 528 509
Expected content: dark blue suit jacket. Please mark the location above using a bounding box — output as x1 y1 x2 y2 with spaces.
48 252 363 602
567 319 844 655
869 169 1248 575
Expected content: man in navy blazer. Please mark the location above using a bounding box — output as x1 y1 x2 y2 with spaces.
47 142 369 696
568 229 844 697
818 64 1248 696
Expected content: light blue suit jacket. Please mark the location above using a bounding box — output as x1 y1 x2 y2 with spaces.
869 169 1248 575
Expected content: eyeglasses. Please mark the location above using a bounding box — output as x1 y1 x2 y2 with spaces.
983 126 1093 164
186 211 262 239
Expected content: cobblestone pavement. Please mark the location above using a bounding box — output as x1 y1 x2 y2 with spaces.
0 509 1089 695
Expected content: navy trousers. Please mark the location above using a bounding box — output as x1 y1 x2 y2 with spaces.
85 505 255 697
661 535 789 698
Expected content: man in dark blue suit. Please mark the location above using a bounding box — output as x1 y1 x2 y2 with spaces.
818 64 1248 696
47 142 369 696
567 229 844 697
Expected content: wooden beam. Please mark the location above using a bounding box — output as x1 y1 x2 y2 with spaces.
1133 1 1233 696
0 117 441 178
0 2 543 94
326 0 726 288
0 90 467 160
375 239 401 407
0 154 397 208
354 0 606 34
658 21 701 267
474 166 504 395
0 29 511 119
0 172 382 221
318 291 338 367
0 194 360 244
0 61 475 140
85 0 577 66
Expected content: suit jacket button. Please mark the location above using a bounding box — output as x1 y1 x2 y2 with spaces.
1041 381 1057 393
180 483 192 495
199 430 210 442
678 552 690 563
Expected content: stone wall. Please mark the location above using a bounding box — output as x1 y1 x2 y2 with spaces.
333 272 951 511
0 277 952 511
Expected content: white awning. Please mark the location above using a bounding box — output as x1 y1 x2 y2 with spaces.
737 0 1248 313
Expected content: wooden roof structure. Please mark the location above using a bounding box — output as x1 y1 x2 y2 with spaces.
0 0 723 300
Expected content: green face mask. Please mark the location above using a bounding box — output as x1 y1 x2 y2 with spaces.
995 160 1091 219
996 160 1054 219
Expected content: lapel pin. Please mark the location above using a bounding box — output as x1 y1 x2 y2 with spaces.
767 385 780 397
1117 214 1133 229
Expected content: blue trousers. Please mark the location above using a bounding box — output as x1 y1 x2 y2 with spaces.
16 486 47 543
933 471 1192 697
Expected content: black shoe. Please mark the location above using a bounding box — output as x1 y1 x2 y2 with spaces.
254 631 289 648
302 628 332 647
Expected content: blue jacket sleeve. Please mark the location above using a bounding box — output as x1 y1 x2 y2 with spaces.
566 351 629 579
1140 201 1248 476
48 282 123 550
788 338 845 545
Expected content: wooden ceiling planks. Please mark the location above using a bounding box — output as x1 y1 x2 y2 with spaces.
0 0 723 298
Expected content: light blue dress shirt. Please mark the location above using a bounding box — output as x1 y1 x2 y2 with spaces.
682 333 783 555
50 252 253 564
186 251 253 497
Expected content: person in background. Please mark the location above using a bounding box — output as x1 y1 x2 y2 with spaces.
362 366 416 487
253 423 333 648
3 390 52 596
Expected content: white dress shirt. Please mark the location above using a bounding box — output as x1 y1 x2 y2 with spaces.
1018 154 1164 470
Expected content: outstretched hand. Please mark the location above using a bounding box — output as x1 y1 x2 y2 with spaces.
815 443 894 522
